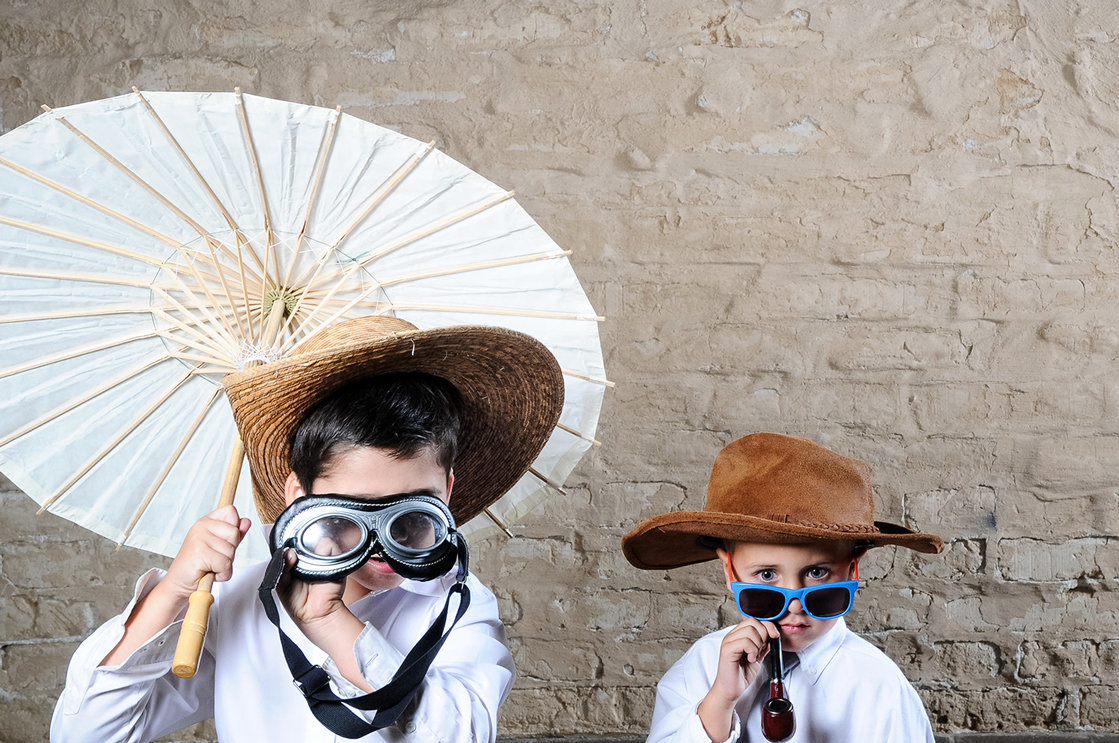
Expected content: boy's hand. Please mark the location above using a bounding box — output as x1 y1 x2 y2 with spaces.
159 504 252 603
276 555 373 692
100 505 250 666
275 551 350 627
697 618 780 742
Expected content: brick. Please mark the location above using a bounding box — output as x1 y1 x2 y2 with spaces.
909 383 1109 436
747 270 934 321
0 641 75 696
509 637 604 686
644 590 723 642
828 328 969 372
1016 640 1098 683
0 691 63 743
905 539 987 583
925 687 1073 730
1020 437 1119 499
0 593 97 643
956 272 1087 320
905 487 998 538
927 641 1003 685
998 537 1119 582
1082 685 1119 729
798 381 902 431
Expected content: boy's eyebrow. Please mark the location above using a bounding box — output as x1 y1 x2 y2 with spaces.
742 560 838 572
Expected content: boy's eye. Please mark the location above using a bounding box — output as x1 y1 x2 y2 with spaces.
806 566 831 581
756 569 777 582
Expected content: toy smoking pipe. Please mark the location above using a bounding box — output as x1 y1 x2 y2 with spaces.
761 636 795 742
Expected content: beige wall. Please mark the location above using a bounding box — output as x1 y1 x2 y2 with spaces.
3 0 1119 739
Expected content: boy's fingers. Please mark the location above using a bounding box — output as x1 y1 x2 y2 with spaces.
236 517 252 542
208 504 241 526
723 624 768 663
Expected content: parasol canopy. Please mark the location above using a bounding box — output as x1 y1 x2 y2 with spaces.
0 89 608 565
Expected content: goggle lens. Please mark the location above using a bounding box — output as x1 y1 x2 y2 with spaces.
388 511 442 550
298 515 365 556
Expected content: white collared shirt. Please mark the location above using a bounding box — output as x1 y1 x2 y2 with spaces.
50 561 514 743
647 618 936 743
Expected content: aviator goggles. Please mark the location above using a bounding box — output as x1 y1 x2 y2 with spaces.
730 580 859 621
260 491 471 738
270 492 461 583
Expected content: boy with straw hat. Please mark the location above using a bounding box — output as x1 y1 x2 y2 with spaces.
623 433 944 743
52 316 564 743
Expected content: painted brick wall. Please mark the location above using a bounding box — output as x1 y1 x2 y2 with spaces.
2 0 1118 740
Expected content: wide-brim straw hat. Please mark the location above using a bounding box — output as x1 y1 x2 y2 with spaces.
622 433 944 570
223 315 564 525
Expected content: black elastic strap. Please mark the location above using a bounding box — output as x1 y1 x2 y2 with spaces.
258 541 472 738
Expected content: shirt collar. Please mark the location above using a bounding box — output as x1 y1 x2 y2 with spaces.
789 617 848 685
399 569 461 595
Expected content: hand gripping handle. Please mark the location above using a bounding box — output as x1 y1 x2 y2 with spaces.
170 439 245 678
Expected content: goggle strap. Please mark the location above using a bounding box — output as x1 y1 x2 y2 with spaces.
454 534 470 583
257 541 472 738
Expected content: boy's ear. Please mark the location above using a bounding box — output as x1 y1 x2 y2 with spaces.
715 546 735 592
283 471 305 506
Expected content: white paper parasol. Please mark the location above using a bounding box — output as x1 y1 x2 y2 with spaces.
0 89 608 568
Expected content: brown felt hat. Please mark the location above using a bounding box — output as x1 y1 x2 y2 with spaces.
622 433 944 570
223 315 564 525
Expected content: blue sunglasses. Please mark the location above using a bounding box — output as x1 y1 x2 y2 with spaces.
730 580 859 621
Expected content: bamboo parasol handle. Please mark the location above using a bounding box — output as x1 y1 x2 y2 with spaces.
172 298 286 678
171 437 245 678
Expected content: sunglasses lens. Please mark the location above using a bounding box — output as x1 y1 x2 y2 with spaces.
804 586 852 618
737 588 786 619
388 511 443 551
299 515 365 557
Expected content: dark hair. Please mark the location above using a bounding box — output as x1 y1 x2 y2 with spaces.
290 372 463 493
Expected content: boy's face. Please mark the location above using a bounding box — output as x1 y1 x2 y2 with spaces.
283 444 453 601
717 540 856 653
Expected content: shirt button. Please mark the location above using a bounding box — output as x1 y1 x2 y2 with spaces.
404 721 417 733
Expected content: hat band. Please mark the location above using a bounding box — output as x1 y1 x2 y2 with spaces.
760 516 880 534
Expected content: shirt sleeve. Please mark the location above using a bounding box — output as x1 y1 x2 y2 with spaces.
839 661 937 743
49 569 215 743
648 698 742 743
862 677 937 743
647 638 745 743
322 578 514 743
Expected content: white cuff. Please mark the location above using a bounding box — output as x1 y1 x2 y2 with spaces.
685 701 742 743
320 622 406 699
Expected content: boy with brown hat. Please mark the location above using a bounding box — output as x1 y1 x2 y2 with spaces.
51 316 564 743
622 433 944 743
